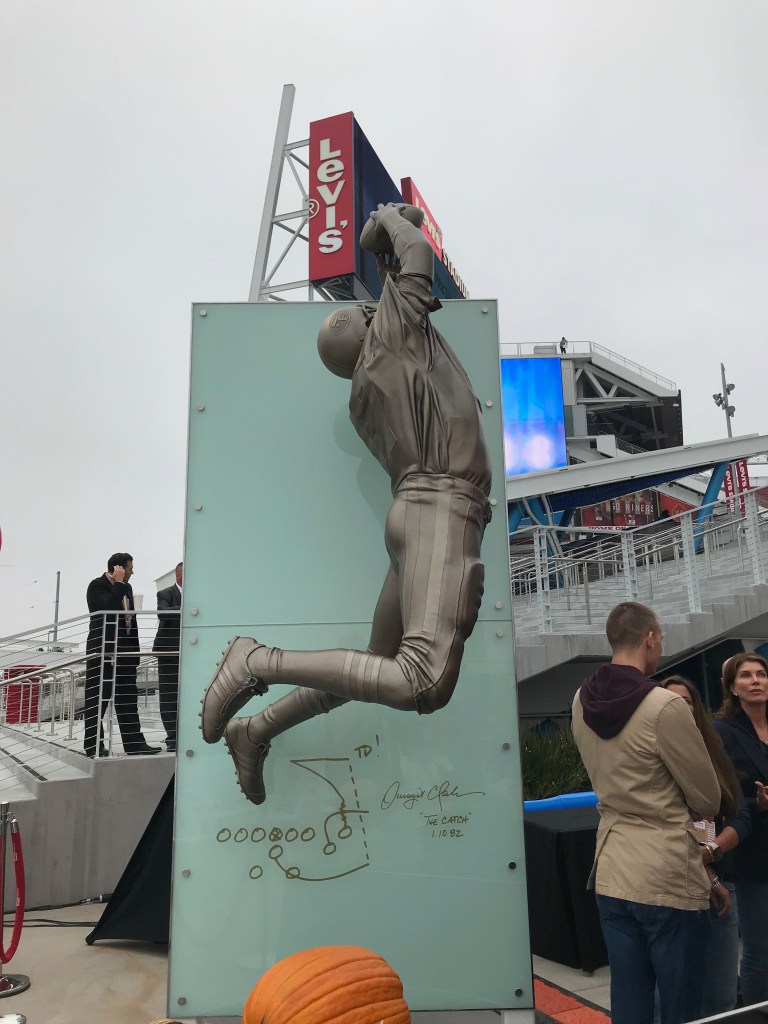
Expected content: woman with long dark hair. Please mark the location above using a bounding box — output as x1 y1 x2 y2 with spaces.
714 652 768 1008
662 676 740 819
661 676 748 1015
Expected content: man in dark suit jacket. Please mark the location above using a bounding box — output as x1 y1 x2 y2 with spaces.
153 561 182 753
84 552 160 757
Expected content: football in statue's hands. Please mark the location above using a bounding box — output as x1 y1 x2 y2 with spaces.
359 204 425 254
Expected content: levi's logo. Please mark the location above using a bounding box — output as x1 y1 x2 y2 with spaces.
315 138 348 254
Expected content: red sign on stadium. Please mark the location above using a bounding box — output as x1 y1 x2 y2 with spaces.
724 459 751 517
400 178 443 259
308 112 356 282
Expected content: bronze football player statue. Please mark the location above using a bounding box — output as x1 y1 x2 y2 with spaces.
200 202 492 804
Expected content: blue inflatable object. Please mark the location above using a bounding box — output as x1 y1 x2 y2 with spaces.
523 791 598 812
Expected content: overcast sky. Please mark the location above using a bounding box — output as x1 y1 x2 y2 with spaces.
1 1 766 637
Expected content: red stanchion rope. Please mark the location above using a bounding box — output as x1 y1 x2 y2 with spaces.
0 821 25 964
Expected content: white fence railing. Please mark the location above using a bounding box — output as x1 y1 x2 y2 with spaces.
499 340 677 391
0 611 180 783
511 488 768 635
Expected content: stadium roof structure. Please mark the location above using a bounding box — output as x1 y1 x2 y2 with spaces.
506 432 768 531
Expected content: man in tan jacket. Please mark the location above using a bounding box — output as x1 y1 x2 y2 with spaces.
572 602 720 1024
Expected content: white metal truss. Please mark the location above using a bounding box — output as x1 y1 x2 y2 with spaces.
249 84 319 303
573 363 659 409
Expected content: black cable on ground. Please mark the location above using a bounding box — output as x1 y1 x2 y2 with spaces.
5 894 112 914
22 920 100 928
7 894 110 928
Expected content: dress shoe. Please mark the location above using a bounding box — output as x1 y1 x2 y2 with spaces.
166 741 176 753
200 636 268 743
126 743 162 756
85 745 110 759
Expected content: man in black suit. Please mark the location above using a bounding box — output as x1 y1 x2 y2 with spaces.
153 561 182 753
84 552 161 757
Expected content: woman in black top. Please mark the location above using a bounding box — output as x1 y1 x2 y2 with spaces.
662 675 749 1015
714 652 768 1008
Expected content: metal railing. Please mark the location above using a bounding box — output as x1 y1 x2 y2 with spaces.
499 340 677 391
511 487 768 635
588 340 678 391
613 438 649 456
0 611 180 788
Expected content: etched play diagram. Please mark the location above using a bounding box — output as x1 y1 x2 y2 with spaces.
214 736 487 883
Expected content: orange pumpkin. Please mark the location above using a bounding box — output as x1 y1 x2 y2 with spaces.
242 945 411 1024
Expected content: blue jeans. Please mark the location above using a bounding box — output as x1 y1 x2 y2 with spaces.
701 881 739 1015
597 895 703 1024
735 878 768 1007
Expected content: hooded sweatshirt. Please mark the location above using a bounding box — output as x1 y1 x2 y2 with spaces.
579 663 657 738
572 664 721 910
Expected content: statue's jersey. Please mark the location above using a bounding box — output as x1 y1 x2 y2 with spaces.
349 272 492 496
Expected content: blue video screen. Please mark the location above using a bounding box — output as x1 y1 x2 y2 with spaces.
501 357 567 477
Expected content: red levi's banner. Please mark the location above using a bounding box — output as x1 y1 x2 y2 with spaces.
735 458 751 499
723 464 737 516
725 459 750 517
400 178 443 259
308 112 356 282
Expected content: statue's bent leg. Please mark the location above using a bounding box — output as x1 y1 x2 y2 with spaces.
224 688 346 805
204 565 402 739
234 477 486 714
367 565 404 659
382 475 486 714
221 567 403 805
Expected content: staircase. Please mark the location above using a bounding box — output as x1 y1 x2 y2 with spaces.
0 612 176 909
0 729 91 799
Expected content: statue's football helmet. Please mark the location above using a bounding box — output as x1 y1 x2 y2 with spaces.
317 306 373 379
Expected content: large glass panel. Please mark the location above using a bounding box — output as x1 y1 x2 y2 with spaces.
169 300 532 1019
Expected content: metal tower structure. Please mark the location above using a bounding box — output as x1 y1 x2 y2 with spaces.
248 84 318 303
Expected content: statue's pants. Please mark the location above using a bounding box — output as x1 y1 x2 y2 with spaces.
254 474 490 737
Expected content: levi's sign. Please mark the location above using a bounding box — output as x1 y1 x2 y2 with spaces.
308 112 356 281
308 111 469 300
725 459 751 517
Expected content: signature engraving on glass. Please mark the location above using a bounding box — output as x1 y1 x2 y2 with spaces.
380 779 486 813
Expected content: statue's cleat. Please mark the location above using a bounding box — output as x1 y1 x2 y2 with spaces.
224 717 271 805
200 637 268 743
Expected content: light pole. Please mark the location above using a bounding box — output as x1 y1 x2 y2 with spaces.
712 363 735 438
52 570 60 644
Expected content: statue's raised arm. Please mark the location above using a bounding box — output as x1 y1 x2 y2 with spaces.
360 203 434 283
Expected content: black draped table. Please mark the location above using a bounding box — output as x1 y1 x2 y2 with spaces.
86 777 173 945
523 805 607 971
